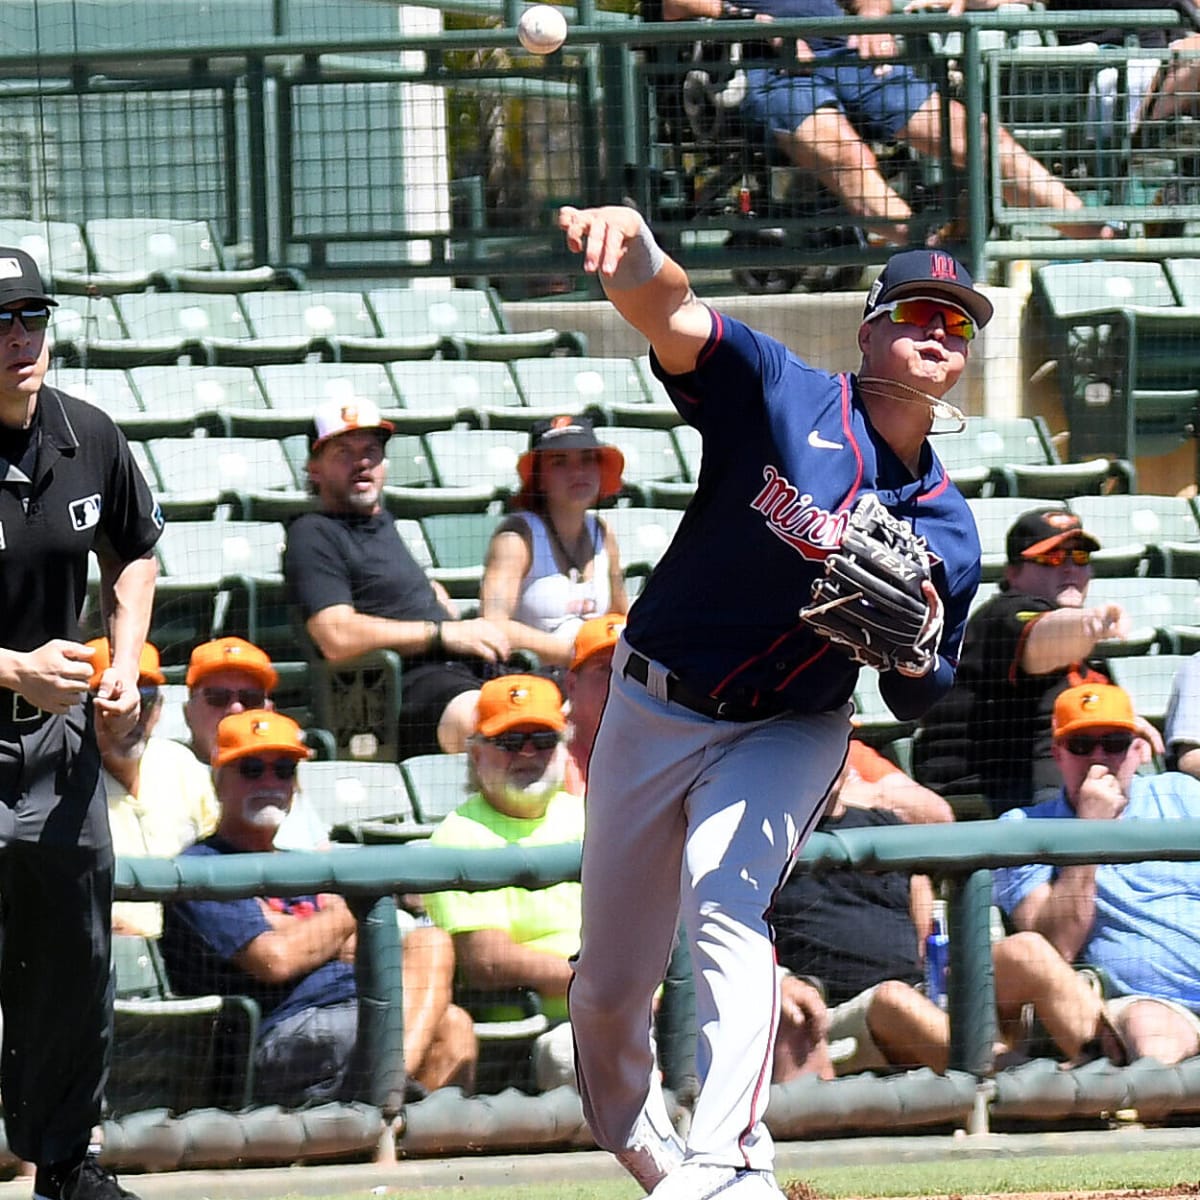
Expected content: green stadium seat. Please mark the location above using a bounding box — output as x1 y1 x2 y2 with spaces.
110 934 259 1115
47 367 142 424
419 511 499 598
606 426 688 502
1085 577 1200 656
1033 261 1178 318
602 507 684 576
1164 259 1200 306
109 292 252 369
390 359 522 430
594 356 682 429
242 289 376 345
935 415 1057 498
49 295 125 365
510 356 650 425
147 436 297 514
1107 653 1192 730
395 519 435 572
400 752 469 824
155 519 285 584
1068 493 1200 576
239 362 400 438
309 649 405 762
0 219 89 286
673 424 702 482
423 428 525 496
128 364 267 438
297 759 419 840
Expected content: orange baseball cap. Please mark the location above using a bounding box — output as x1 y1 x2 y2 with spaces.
186 637 278 692
213 709 312 767
1053 683 1139 741
475 674 567 738
85 637 166 691
571 613 626 671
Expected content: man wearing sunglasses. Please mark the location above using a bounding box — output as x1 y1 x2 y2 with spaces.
161 709 476 1104
424 674 583 1093
0 248 160 1200
555 210 993 1199
994 683 1200 1066
182 636 326 851
915 507 1132 816
86 638 216 939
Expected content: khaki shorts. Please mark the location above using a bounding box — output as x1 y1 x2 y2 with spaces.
1107 993 1200 1040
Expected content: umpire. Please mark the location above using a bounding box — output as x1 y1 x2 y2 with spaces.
0 248 160 1200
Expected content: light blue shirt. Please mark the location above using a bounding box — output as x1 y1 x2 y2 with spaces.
993 773 1200 1009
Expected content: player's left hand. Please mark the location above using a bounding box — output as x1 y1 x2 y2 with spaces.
93 668 141 737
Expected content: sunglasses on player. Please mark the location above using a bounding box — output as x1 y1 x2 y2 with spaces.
235 756 299 781
871 298 975 342
0 307 51 334
485 730 562 753
1062 732 1134 757
1026 548 1092 568
200 686 267 709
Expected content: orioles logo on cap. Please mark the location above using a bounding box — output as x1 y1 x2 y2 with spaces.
1045 512 1081 531
252 719 271 735
1080 690 1101 711
341 404 360 426
508 685 530 706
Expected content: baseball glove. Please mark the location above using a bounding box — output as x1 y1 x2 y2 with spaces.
799 493 941 675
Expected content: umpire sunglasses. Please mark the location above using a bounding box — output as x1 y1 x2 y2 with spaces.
0 307 51 334
870 298 975 342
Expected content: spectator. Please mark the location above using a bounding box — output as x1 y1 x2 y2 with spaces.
1165 651 1200 778
183 636 326 850
481 417 629 671
285 399 510 758
160 710 477 1104
840 738 954 823
423 674 583 1092
659 0 1114 245
913 508 1130 814
563 612 626 794
85 638 214 938
772 757 1117 1081
994 682 1200 1066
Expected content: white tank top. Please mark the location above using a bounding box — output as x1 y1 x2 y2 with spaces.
513 512 611 635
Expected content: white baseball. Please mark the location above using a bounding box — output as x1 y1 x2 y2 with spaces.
518 4 568 54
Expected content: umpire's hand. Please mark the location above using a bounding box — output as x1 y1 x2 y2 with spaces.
16 639 96 715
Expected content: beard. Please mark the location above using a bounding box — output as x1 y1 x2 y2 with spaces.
485 753 566 818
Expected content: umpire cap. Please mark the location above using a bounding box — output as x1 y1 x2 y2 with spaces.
0 247 57 308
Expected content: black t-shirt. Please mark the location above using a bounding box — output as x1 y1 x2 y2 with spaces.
0 386 161 652
912 588 1109 810
285 508 451 664
770 806 921 1007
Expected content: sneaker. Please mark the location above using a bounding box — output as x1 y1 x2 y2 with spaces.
650 1163 780 1199
616 1106 685 1193
59 1159 141 1200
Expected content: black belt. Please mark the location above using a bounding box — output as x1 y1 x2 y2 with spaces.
622 651 778 723
0 688 48 726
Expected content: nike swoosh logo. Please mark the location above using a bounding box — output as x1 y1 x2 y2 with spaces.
808 430 844 450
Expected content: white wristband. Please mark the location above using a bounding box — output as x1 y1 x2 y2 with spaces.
605 218 666 291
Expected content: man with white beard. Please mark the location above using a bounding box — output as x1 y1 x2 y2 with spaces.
424 673 583 1092
159 709 363 1106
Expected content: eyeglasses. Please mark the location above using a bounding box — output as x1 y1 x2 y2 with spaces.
485 730 561 753
200 686 267 709
872 299 975 342
0 308 51 334
236 757 298 781
1027 549 1091 568
1063 732 1134 757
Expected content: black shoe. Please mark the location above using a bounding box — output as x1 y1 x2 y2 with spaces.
59 1159 141 1200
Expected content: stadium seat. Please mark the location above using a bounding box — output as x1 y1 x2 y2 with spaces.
49 295 125 365
109 292 252 368
47 367 142 425
155 519 285 583
673 424 702 482
128 364 267 439
400 752 469 825
0 219 89 286
605 426 689 503
390 359 522 430
147 436 297 514
297 759 423 842
237 290 378 360
935 416 1055 498
1085 577 1200 656
309 649 404 762
423 428 526 497
1106 654 1192 731
419 511 499 598
367 285 577 360
110 934 259 1115
601 507 684 577
1068 493 1200 576
1163 258 1200 306
510 356 651 426
84 217 281 293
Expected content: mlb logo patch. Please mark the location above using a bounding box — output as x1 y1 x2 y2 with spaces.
69 493 102 531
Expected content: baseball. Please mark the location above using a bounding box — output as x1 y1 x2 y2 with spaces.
517 4 568 54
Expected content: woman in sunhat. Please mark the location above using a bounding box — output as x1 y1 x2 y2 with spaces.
482 415 628 669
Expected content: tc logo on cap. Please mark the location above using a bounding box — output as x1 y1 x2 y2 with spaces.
929 252 958 280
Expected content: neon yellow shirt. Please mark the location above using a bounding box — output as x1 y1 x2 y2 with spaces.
424 789 584 1020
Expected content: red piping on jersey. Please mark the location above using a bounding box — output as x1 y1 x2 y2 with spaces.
774 639 833 692
920 470 951 501
711 624 803 699
837 374 865 510
660 308 722 407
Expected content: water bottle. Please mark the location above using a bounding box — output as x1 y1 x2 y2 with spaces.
924 900 949 1012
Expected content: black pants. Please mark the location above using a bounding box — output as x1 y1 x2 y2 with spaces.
0 703 112 1167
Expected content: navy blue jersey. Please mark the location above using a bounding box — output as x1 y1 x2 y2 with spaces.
626 313 981 721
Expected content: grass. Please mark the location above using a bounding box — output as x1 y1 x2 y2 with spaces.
289 1148 1200 1200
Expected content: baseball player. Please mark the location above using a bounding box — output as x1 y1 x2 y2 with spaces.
558 207 986 1199
0 248 160 1200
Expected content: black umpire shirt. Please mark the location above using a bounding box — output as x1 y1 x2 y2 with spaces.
0 386 162 652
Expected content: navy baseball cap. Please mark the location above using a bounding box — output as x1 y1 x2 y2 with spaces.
863 249 992 329
0 247 56 309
